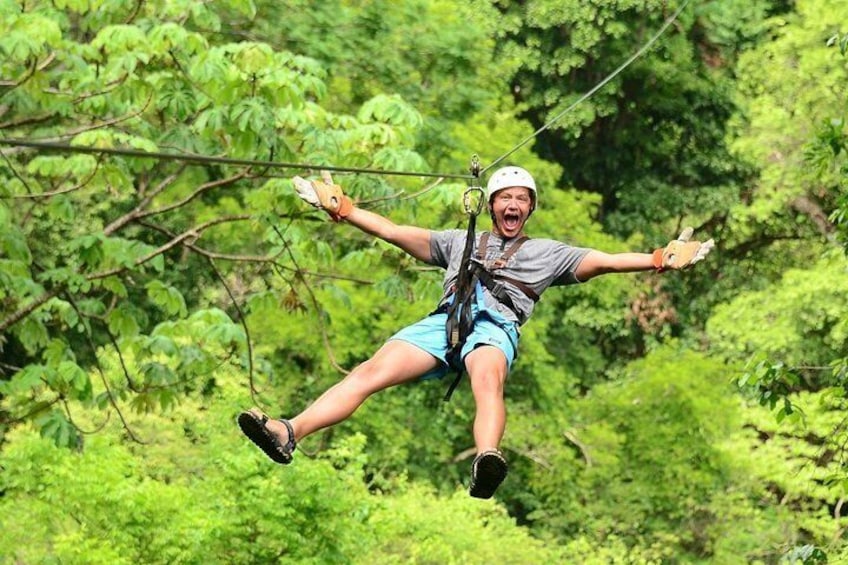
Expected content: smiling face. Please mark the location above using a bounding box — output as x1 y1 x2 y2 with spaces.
489 186 534 239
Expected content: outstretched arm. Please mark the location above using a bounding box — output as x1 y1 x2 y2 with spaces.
575 250 655 282
292 172 432 263
575 228 715 282
344 206 432 263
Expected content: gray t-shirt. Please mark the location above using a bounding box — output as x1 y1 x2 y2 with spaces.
428 230 591 325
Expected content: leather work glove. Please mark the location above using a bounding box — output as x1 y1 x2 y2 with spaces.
291 170 354 222
652 227 715 271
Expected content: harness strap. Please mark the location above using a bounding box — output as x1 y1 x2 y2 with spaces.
473 268 538 315
477 232 528 267
444 215 478 358
442 275 478 401
475 233 538 307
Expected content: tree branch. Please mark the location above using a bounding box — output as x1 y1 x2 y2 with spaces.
138 170 249 220
0 93 154 154
10 155 104 199
0 288 61 334
1 215 251 333
140 215 375 283
38 72 132 102
564 429 592 467
0 111 59 130
103 165 188 234
791 194 836 240
724 234 802 259
0 397 62 427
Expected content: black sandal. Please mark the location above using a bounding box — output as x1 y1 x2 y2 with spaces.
237 408 297 465
468 449 508 499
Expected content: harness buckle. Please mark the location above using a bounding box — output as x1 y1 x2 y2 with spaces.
489 279 507 300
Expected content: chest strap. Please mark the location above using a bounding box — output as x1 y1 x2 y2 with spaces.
474 233 539 310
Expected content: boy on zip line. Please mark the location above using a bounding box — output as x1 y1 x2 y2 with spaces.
238 166 714 499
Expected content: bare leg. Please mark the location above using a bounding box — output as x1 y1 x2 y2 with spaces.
464 345 509 453
263 340 439 443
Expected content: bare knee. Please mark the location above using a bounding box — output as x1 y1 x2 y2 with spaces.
469 370 505 396
340 356 401 395
339 360 377 392
465 346 508 397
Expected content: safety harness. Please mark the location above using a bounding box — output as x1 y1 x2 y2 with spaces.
472 232 540 309
442 158 539 400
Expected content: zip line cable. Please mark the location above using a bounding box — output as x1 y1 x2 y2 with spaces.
481 0 691 175
0 0 689 183
0 139 473 180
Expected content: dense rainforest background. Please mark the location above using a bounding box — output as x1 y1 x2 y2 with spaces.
1 0 847 562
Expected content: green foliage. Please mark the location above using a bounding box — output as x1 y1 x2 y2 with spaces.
524 348 743 559
228 0 502 167
0 0 432 445
811 34 848 253
365 485 563 564
2 0 848 561
739 359 805 419
739 390 848 559
0 374 568 564
708 255 848 365
782 544 828 565
708 253 848 435
488 0 752 243
0 400 374 563
728 0 846 269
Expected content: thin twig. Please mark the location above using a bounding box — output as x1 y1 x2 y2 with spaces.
62 398 111 435
65 293 145 443
103 322 142 392
0 145 35 194
124 0 144 24
9 155 103 199
274 225 349 374
0 53 51 94
204 256 260 407
358 176 446 206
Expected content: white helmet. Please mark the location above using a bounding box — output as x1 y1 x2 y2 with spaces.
486 166 537 203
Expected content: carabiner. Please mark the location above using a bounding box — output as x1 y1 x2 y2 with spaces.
463 185 485 216
463 154 485 216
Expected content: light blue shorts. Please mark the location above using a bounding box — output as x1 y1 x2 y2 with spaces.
388 307 520 380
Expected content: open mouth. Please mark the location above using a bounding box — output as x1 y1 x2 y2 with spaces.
502 212 522 232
